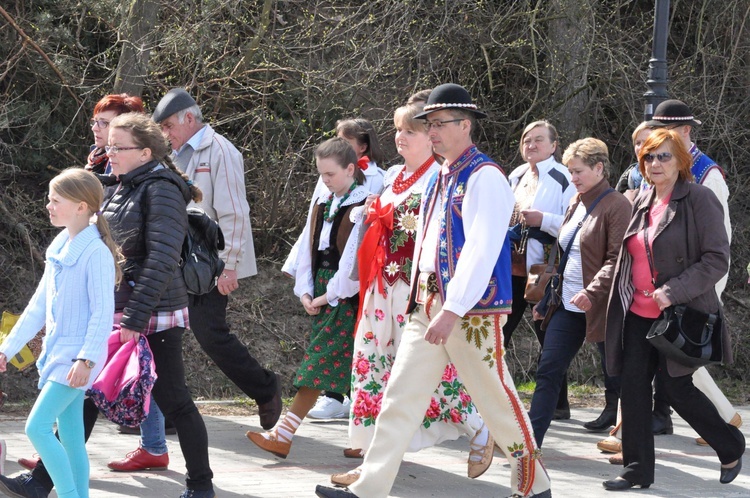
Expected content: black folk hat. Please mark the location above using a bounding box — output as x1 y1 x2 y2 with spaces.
645 99 702 127
414 83 488 119
152 88 198 123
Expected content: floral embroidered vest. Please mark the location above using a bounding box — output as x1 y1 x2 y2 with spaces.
382 192 421 286
422 146 513 316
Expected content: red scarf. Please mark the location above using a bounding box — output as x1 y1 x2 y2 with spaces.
356 198 393 326
357 155 370 171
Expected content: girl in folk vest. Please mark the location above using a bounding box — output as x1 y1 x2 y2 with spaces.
247 137 368 458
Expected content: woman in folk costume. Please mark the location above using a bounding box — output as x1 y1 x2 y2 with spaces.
247 137 369 458
330 98 492 487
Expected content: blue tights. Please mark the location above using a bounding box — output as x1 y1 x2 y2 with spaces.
26 381 87 498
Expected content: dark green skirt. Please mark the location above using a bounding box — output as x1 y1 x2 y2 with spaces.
294 268 358 395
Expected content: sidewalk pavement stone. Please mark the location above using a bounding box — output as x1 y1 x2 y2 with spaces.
0 406 748 497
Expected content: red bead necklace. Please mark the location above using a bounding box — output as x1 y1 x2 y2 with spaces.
391 156 435 194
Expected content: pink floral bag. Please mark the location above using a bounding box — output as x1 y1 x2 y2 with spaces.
87 327 157 427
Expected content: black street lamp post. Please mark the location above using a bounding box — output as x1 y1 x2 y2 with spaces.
643 0 671 120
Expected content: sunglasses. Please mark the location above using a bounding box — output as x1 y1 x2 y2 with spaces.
643 152 673 163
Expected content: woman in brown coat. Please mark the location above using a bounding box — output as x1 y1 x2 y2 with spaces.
603 129 744 490
528 138 631 447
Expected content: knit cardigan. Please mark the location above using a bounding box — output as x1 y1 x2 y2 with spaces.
0 224 115 390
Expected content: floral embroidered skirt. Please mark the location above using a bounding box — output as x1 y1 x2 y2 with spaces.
349 278 482 452
294 268 357 395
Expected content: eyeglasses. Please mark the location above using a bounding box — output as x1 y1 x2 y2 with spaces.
423 119 464 131
90 119 110 129
105 145 143 155
643 152 673 163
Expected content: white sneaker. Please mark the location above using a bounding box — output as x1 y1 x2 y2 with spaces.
0 439 6 475
340 396 351 419
307 396 348 419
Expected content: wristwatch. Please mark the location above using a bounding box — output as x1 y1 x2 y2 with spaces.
74 358 96 369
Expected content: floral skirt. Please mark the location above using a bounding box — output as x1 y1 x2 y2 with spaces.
349 279 482 452
294 268 357 395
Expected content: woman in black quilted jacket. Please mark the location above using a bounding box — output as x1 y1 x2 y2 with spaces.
102 112 216 498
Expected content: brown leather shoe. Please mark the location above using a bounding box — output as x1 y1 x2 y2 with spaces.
597 436 622 454
107 447 169 471
609 452 623 465
246 430 291 459
467 426 494 479
330 467 361 486
258 378 283 430
343 448 364 458
697 412 742 446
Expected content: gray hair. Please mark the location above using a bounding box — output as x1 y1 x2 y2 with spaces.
176 104 203 124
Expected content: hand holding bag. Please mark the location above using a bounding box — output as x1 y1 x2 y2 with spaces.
87 326 157 427
646 305 723 367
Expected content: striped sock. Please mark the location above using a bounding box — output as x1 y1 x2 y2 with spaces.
264 412 302 444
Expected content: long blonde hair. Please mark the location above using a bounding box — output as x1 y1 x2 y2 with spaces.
50 168 123 284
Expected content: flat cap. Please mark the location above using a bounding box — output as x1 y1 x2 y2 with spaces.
152 88 197 123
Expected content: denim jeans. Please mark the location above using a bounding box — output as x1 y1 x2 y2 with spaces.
528 307 586 447
504 275 569 411
140 398 168 454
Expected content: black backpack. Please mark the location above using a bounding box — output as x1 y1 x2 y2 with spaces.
182 207 226 295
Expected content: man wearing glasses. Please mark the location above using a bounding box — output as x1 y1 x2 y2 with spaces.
315 84 552 498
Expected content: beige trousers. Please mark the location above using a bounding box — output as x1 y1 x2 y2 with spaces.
349 299 551 498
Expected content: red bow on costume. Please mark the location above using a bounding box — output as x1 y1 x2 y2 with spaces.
357 155 370 171
356 197 394 326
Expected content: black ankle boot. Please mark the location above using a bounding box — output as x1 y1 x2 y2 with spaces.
584 391 618 432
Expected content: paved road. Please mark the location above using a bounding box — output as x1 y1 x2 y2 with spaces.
1 406 748 497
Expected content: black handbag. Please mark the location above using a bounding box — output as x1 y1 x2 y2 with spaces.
646 305 723 367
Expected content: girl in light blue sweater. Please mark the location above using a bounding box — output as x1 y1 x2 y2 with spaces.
0 168 121 498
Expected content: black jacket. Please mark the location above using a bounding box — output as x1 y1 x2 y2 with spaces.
103 161 191 333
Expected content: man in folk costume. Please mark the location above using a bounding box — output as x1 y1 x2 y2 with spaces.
643 99 741 441
315 83 552 498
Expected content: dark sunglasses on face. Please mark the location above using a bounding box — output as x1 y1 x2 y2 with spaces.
643 152 673 163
